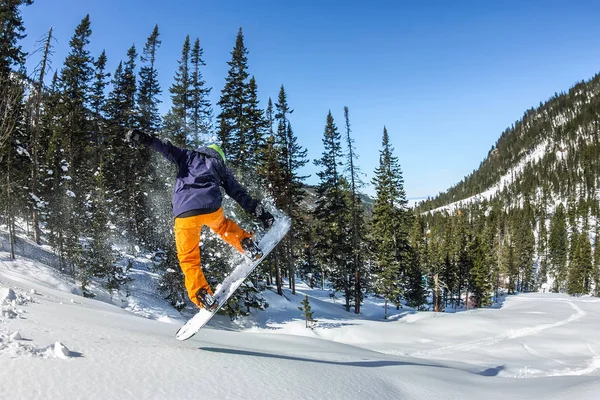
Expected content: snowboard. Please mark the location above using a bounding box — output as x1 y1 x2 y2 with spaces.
175 214 291 341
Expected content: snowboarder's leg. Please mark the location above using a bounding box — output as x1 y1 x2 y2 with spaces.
203 207 253 253
174 215 212 308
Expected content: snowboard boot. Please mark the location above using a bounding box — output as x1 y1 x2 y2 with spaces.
241 237 263 261
196 287 218 312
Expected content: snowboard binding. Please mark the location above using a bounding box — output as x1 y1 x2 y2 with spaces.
196 287 218 312
241 237 263 261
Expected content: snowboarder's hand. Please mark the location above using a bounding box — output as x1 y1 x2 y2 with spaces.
254 204 274 229
125 129 151 146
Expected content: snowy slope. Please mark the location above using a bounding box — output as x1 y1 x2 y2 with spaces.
1 246 600 399
426 139 553 215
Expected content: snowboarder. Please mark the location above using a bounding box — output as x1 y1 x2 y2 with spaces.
125 129 274 312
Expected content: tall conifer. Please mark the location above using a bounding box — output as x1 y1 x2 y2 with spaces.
138 25 162 132
189 37 212 146
313 111 353 311
217 28 250 161
371 127 411 317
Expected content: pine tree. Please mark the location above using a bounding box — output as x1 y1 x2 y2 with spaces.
370 127 411 317
549 204 568 292
244 76 266 170
165 35 191 146
217 28 250 161
536 201 549 289
189 37 212 146
46 15 95 279
137 25 162 132
0 0 32 76
298 295 316 328
343 106 366 313
406 215 427 309
121 45 138 128
469 233 492 307
593 226 600 297
506 239 517 294
90 50 109 165
513 203 535 292
85 169 118 292
313 111 353 311
259 131 285 294
104 45 150 247
0 71 26 260
27 27 54 245
273 86 309 295
567 230 593 295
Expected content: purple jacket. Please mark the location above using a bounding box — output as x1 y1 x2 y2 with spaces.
146 137 258 218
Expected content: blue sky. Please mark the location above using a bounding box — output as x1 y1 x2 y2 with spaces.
18 0 600 199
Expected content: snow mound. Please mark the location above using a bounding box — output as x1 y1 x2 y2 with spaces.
1 285 31 320
0 329 73 359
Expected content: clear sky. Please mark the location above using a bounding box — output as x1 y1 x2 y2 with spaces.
18 0 600 199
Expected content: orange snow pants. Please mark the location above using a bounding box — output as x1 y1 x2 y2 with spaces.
174 207 253 308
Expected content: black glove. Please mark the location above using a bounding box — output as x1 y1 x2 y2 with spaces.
253 204 274 229
125 129 151 146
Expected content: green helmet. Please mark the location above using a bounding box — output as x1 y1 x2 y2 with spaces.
207 144 226 163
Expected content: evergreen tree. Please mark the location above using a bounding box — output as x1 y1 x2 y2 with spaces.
165 35 191 146
104 45 149 247
0 0 32 76
513 203 535 291
244 76 266 169
259 130 285 294
189 37 212 146
343 106 366 313
84 168 118 292
46 15 95 280
536 199 549 289
371 127 411 317
549 204 568 292
506 239 517 294
90 50 109 164
275 85 308 293
313 111 353 311
298 295 316 328
567 230 593 295
121 45 138 129
217 28 249 160
406 215 427 309
593 226 600 297
28 26 54 245
137 25 162 132
273 85 309 295
469 233 493 307
0 70 26 260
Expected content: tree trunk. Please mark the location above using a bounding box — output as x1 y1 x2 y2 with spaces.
433 274 440 312
344 274 350 312
354 261 360 314
30 28 53 245
275 249 283 296
384 298 388 320
7 150 15 259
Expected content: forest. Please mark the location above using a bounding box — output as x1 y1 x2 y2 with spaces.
2 1 599 320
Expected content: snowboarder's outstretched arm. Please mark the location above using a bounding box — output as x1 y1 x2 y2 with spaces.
221 168 274 229
220 167 257 214
126 129 187 164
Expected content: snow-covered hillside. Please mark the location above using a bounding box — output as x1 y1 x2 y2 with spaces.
426 139 554 215
1 238 600 399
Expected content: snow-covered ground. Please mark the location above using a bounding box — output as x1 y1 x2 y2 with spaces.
1 239 600 399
